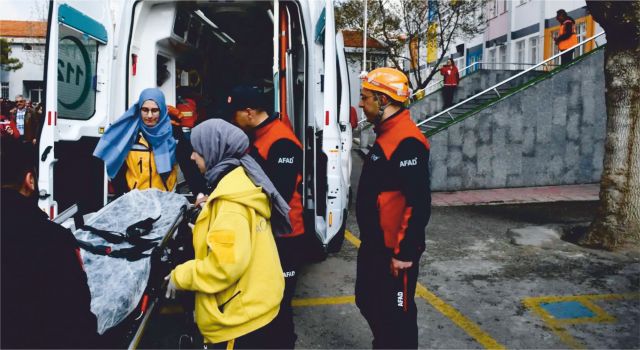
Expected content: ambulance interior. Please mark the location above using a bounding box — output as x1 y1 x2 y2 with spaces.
129 1 328 219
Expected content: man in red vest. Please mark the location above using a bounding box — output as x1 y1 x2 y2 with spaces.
226 85 304 349
554 9 578 65
356 68 431 348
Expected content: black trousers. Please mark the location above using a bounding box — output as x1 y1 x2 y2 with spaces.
442 86 456 109
355 245 421 349
561 49 575 65
267 235 306 349
204 319 280 349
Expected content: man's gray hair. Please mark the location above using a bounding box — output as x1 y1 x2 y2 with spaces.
15 94 24 100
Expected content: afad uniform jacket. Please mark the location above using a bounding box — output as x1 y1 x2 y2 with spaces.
172 166 284 343
356 108 431 261
250 116 305 237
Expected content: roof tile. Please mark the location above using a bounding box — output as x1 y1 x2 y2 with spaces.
0 20 47 38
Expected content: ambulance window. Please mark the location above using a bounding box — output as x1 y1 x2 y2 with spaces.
57 25 98 120
173 9 189 40
157 55 171 87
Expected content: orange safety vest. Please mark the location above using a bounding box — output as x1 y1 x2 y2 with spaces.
558 20 578 51
252 118 305 237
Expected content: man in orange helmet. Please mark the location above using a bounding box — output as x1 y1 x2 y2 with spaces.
356 67 431 348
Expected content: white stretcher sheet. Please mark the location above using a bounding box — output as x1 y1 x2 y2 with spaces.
73 189 188 334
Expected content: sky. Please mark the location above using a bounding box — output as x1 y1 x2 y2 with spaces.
0 0 49 21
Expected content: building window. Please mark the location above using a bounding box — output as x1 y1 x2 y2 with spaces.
488 0 498 18
29 88 43 104
1 82 8 99
516 40 525 69
576 22 586 56
488 48 496 69
529 37 538 65
551 30 561 66
502 0 508 14
23 44 32 51
498 45 507 69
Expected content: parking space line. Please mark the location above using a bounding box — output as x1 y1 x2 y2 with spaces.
523 298 587 350
344 230 506 350
522 293 640 349
292 295 355 307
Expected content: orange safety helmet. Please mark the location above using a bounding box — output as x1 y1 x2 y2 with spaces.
361 67 410 103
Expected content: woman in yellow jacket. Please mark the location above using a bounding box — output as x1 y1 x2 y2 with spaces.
165 119 290 348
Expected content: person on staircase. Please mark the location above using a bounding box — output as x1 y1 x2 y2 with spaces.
440 59 460 109
554 9 578 66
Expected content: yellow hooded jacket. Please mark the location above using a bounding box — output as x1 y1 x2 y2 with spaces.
172 166 284 343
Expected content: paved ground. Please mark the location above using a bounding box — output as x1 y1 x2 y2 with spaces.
432 184 599 207
292 151 639 349
139 151 639 349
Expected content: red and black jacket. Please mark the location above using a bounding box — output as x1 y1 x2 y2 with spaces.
440 65 460 86
356 108 431 261
250 115 305 238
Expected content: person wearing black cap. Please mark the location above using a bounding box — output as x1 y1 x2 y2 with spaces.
226 85 304 349
554 9 578 65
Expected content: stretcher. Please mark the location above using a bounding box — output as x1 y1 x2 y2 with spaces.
72 189 190 348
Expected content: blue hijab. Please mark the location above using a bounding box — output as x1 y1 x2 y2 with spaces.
94 88 176 178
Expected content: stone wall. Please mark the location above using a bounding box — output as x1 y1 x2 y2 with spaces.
426 49 606 191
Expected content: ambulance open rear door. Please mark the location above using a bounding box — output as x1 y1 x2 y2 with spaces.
316 0 349 248
40 1 114 219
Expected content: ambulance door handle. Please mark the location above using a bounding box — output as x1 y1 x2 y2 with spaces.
41 146 53 161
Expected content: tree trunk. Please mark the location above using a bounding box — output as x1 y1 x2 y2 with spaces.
584 1 640 250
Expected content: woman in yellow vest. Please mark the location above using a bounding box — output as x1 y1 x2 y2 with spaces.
94 88 178 193
164 119 291 348
554 9 578 65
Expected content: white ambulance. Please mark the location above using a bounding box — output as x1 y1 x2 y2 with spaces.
39 0 353 249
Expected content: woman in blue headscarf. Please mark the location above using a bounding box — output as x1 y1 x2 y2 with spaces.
94 88 179 192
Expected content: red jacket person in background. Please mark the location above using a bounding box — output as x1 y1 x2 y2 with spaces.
227 85 305 349
439 58 460 109
356 68 431 348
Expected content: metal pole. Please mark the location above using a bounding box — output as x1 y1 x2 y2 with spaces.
362 0 368 75
359 0 369 149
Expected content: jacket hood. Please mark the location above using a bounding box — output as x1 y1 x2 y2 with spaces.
209 167 271 220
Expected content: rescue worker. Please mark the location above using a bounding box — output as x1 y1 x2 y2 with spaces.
554 9 578 65
1 138 98 348
164 119 288 348
226 85 305 348
355 67 431 349
94 88 178 193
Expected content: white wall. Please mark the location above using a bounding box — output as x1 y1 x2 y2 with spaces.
3 39 45 101
543 0 587 18
511 0 542 31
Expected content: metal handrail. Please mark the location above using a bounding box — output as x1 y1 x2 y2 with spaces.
416 31 605 128
410 61 482 100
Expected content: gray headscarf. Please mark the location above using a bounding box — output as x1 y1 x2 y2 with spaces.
191 119 292 236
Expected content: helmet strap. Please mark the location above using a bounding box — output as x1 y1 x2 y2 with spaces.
373 93 391 124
